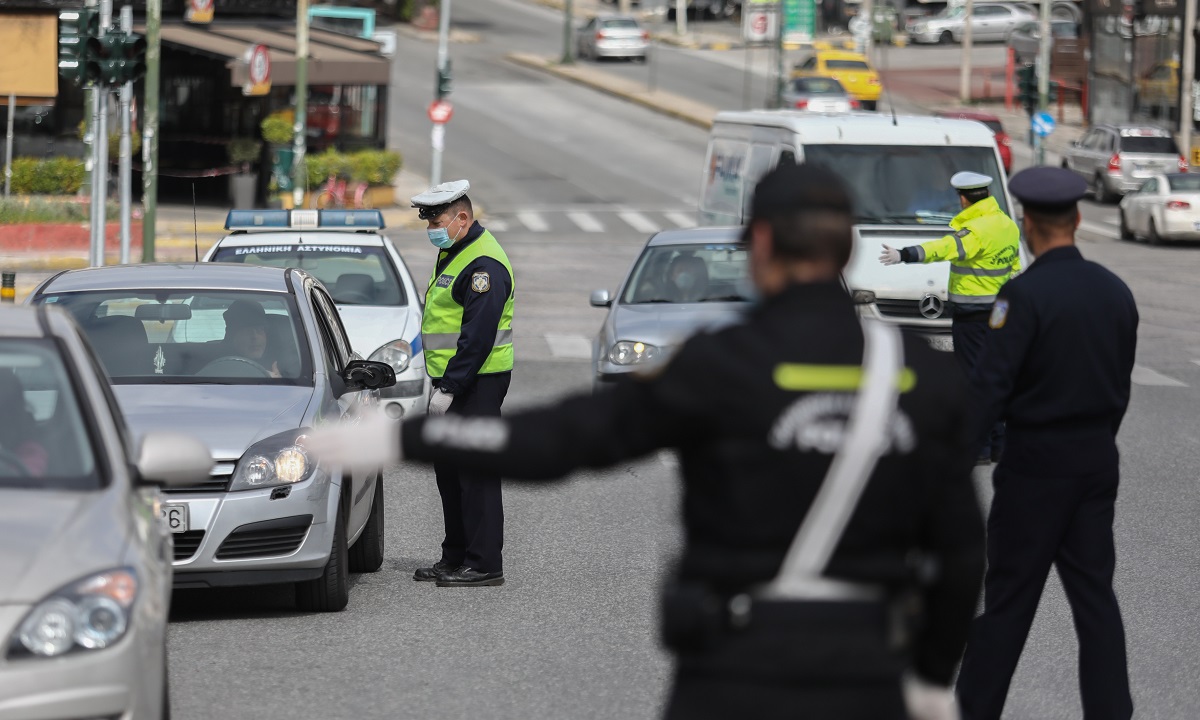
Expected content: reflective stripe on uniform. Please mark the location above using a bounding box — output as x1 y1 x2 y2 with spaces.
422 329 513 352
914 246 927 262
949 292 997 304
772 364 917 393
953 234 967 261
950 264 1013 277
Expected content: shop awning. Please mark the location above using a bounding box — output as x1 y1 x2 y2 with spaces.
153 22 389 87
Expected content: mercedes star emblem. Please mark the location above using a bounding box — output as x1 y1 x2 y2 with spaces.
919 294 944 319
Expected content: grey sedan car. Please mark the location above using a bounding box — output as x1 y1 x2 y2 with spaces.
576 15 648 61
781 76 860 112
29 264 396 612
1062 124 1186 202
0 305 210 720
590 227 750 387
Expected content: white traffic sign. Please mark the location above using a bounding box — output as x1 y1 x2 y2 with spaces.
243 44 271 97
743 6 778 43
1032 111 1056 138
428 100 453 124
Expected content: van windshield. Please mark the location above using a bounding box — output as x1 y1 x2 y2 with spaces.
802 144 1009 224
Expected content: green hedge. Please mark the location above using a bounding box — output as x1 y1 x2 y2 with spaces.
305 148 402 189
0 197 118 223
8 157 86 195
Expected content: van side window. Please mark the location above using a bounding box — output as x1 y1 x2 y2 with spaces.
778 149 796 167
701 139 750 221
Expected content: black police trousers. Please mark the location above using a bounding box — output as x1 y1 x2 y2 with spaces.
434 372 510 574
956 465 1133 720
952 314 1005 458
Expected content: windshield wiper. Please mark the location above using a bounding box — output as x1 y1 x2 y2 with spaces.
632 298 673 304
701 295 750 302
915 210 956 223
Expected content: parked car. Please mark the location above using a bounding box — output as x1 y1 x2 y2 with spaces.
29 264 396 612
1006 19 1079 64
206 210 428 419
793 48 882 110
782 76 861 112
907 3 1035 44
590 227 750 387
1118 172 1200 244
0 304 210 720
1062 124 1187 202
935 110 1013 174
576 15 649 61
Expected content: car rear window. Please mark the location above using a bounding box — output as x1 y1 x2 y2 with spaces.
981 120 1004 134
825 59 870 71
1120 136 1178 154
622 243 750 304
1167 175 1200 191
795 77 845 94
211 243 407 306
601 18 640 28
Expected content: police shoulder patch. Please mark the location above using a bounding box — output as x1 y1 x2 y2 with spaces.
954 228 972 239
989 298 1009 329
470 271 491 293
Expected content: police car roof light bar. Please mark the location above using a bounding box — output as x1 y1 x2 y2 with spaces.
224 209 386 232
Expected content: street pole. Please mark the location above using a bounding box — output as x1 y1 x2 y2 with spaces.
861 0 874 57
431 0 452 186
292 0 309 208
676 0 687 35
90 0 112 268
4 94 13 197
141 0 160 262
1179 0 1197 163
118 4 133 264
775 4 785 108
562 0 573 63
960 0 973 103
619 0 632 15
1035 0 1051 165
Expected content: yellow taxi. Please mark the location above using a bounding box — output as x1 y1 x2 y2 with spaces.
792 46 883 110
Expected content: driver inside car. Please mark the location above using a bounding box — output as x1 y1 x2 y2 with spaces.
221 300 281 378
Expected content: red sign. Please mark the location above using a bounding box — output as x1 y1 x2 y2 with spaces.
243 44 271 96
186 0 214 24
428 100 453 124
751 13 768 34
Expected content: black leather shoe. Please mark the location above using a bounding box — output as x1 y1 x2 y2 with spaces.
413 560 458 582
435 566 505 587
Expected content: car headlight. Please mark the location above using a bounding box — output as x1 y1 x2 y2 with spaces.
369 340 413 375
609 340 660 366
7 568 137 659
229 430 314 491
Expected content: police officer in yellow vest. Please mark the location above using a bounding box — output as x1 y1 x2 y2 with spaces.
878 171 1020 464
411 179 515 587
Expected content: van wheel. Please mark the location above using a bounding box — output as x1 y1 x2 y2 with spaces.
296 497 349 612
348 473 385 573
1118 211 1133 241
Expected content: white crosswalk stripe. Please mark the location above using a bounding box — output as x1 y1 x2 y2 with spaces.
664 211 698 229
486 217 509 232
617 210 661 234
566 211 606 233
1132 365 1188 387
544 334 593 359
516 211 550 233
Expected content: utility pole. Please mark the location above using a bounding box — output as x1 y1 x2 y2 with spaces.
4 94 13 197
431 0 452 186
1179 0 1197 164
562 0 573 63
142 0 160 262
118 4 133 264
959 0 974 102
677 0 687 36
1035 0 1051 165
775 3 785 109
292 0 309 208
861 0 874 57
90 0 112 268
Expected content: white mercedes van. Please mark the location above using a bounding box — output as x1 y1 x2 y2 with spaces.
700 111 1021 351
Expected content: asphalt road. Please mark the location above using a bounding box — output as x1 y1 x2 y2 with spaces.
166 1 1200 718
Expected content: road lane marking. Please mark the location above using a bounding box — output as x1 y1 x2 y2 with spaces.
545 334 592 359
1079 221 1119 239
617 210 661 234
516 211 550 232
1132 365 1188 387
664 211 698 228
566 211 605 233
486 217 509 233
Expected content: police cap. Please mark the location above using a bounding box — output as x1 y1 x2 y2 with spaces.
411 179 471 220
950 171 993 191
1008 166 1088 213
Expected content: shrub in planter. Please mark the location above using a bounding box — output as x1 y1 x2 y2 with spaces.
260 112 294 146
227 138 263 171
9 157 85 195
0 197 118 223
347 149 403 186
305 148 352 189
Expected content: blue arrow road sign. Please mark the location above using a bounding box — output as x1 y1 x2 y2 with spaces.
1032 111 1056 138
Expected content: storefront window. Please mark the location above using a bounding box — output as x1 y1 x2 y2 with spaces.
1131 16 1181 126
304 85 380 152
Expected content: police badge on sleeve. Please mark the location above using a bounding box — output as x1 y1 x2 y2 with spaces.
989 299 1009 329
470 271 491 293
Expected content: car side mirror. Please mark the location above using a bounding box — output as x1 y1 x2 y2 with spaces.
341 359 397 392
137 431 213 488
590 289 612 308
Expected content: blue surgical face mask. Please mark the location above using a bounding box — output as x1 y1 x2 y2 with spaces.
427 227 455 249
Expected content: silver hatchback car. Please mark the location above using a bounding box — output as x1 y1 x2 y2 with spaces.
29 264 396 612
1062 124 1187 202
0 305 210 720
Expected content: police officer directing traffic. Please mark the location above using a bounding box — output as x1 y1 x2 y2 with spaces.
339 165 985 718
954 167 1138 720
411 179 515 588
879 171 1021 463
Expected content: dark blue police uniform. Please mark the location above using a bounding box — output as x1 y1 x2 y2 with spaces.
955 168 1137 720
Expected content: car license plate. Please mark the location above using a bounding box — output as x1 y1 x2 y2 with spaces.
161 503 189 534
926 335 954 352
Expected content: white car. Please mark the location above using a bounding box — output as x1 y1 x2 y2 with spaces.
1118 172 1200 244
908 3 1035 44
206 210 428 418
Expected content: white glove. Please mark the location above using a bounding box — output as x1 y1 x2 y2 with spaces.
304 410 402 469
427 388 454 416
880 244 902 266
903 674 959 720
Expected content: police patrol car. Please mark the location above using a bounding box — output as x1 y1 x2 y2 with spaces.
206 209 428 417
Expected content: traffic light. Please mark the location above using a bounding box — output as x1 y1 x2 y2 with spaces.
86 30 146 85
1047 80 1059 106
58 8 98 86
436 60 453 99
1016 63 1037 115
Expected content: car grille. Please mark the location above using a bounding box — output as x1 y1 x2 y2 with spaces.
215 515 313 560
874 299 926 318
163 462 235 494
174 530 206 561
